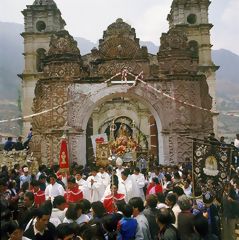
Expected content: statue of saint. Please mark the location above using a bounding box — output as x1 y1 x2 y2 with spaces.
118 123 128 138
203 156 219 176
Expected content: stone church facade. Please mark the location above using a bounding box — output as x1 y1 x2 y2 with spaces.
20 0 217 165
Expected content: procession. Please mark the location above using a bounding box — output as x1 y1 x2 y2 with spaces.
1 0 239 239
1 132 239 240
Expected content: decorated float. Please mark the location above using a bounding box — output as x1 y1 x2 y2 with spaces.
94 119 147 166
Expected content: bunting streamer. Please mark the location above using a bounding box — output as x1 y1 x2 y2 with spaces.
0 69 238 125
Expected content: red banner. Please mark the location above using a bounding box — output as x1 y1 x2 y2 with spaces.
59 138 69 169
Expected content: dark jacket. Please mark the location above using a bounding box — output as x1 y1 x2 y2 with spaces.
207 204 221 238
4 140 15 151
23 222 56 240
222 192 239 219
178 211 197 240
159 224 179 240
143 207 159 240
18 205 37 229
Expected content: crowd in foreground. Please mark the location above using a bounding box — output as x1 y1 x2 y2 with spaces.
0 157 239 240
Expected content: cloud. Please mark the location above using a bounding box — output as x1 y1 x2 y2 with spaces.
0 0 238 54
135 2 170 44
211 0 239 54
221 0 239 23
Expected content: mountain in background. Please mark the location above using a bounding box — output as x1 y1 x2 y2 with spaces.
0 22 238 138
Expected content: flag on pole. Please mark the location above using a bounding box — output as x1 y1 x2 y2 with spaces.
192 140 231 199
59 136 69 169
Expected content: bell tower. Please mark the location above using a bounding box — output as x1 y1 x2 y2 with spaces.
20 0 66 135
167 0 219 133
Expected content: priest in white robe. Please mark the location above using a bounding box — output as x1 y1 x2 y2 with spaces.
120 170 140 203
97 167 110 200
131 167 146 200
86 168 104 202
75 171 90 201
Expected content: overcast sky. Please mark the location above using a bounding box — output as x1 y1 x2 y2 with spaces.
0 0 238 55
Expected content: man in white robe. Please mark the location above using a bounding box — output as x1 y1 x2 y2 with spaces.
86 168 104 202
120 170 140 203
45 174 65 201
75 171 90 201
97 167 110 200
131 167 146 200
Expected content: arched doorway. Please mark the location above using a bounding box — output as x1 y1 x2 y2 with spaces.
67 83 167 165
86 100 158 165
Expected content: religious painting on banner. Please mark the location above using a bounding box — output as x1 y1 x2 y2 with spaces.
192 141 231 199
96 143 110 167
59 137 69 170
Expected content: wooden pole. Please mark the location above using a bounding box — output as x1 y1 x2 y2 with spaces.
192 139 196 200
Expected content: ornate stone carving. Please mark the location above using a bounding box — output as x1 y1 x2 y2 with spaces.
48 30 80 56
97 61 143 77
158 28 198 75
30 18 213 165
97 18 148 60
160 29 188 51
44 62 82 79
168 133 192 163
69 135 81 163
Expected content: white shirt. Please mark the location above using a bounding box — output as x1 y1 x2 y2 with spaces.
76 178 87 187
45 182 65 200
116 168 124 179
35 171 42 181
184 185 192 196
97 172 110 200
86 175 104 202
76 178 90 201
97 172 110 189
172 203 181 228
234 138 239 148
63 214 90 224
50 208 66 224
33 222 47 236
157 203 168 209
120 176 140 203
131 173 146 200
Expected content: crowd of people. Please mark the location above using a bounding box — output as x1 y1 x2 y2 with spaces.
0 158 239 240
0 133 239 240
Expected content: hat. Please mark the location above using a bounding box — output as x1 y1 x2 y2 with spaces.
116 157 123 166
23 167 29 173
203 191 214 204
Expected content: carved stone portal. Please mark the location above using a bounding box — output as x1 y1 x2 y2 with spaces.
31 19 213 165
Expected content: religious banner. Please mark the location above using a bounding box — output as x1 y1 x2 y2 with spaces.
59 137 69 169
91 133 108 157
192 140 232 199
96 143 110 167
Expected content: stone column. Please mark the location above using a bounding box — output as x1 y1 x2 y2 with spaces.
69 133 86 166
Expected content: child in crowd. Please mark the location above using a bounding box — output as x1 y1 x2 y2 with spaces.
117 204 137 240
